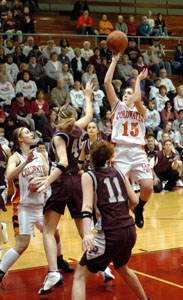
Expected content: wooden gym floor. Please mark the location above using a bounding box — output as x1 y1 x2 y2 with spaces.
0 189 183 299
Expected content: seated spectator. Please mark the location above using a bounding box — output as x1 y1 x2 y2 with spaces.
16 62 28 81
44 52 62 91
76 10 95 35
0 105 6 126
4 114 24 143
59 38 75 62
0 126 9 145
42 108 57 145
143 46 160 77
50 78 71 108
145 134 159 159
152 38 171 75
152 139 179 192
16 70 37 102
81 41 93 63
149 77 161 100
99 14 113 35
81 63 97 87
173 44 183 74
155 13 168 37
12 0 22 19
42 39 60 62
127 69 145 93
11 92 35 131
155 84 169 112
71 0 89 21
97 57 108 86
145 99 161 135
98 109 111 141
174 122 183 158
112 79 123 100
92 79 105 110
61 63 74 91
0 0 9 27
2 9 22 43
134 55 153 88
0 46 6 63
146 10 159 36
27 44 43 66
159 68 176 98
23 36 35 57
31 89 49 131
28 54 46 91
115 15 128 34
13 45 27 67
0 62 13 83
20 6 35 33
58 47 71 69
174 85 183 112
138 16 150 37
172 109 183 132
124 38 141 64
117 54 133 85
100 40 112 63
127 15 137 36
0 72 15 108
4 39 15 55
71 48 87 81
160 100 178 125
88 47 102 76
157 121 175 142
5 53 19 83
70 80 85 118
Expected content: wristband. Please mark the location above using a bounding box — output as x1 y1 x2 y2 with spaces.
81 211 92 219
78 160 84 165
56 163 66 172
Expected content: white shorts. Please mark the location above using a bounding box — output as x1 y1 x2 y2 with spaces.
114 145 153 181
13 205 43 236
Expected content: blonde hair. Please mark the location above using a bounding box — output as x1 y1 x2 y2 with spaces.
57 104 77 132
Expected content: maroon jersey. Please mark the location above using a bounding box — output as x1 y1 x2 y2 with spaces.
83 139 91 172
154 150 175 173
145 144 159 158
0 144 7 186
88 167 134 230
49 125 82 175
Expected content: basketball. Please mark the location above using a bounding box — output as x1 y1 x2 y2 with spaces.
106 30 128 54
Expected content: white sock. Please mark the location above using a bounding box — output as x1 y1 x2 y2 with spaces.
57 241 62 257
0 248 20 273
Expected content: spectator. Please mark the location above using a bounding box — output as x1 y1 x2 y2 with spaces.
4 114 24 142
152 38 171 75
145 134 159 159
127 69 145 93
0 126 9 145
124 38 141 64
145 99 161 135
23 36 35 57
31 89 49 131
0 62 13 83
20 6 35 33
152 139 179 192
92 79 105 111
61 63 74 91
97 57 108 87
149 77 161 100
98 109 111 141
81 41 93 62
5 53 19 83
16 62 28 81
173 44 183 74
71 0 89 21
16 70 37 101
27 44 44 66
0 105 6 126
0 0 8 26
138 16 151 37
115 15 128 34
42 39 60 62
112 79 123 100
0 46 6 63
28 54 46 91
4 39 15 55
44 52 62 91
50 78 71 108
11 91 35 131
2 9 22 43
99 14 113 35
155 13 168 37
160 100 178 125
13 45 27 67
70 80 84 118
117 54 133 84
71 48 87 81
155 84 169 112
127 15 137 36
42 108 57 145
59 38 75 62
134 55 153 88
174 85 183 112
58 47 71 69
81 64 97 87
76 10 95 35
174 122 183 158
88 47 102 76
159 68 176 97
172 109 183 132
0 72 15 108
157 121 175 142
143 46 160 77
12 0 22 19
146 10 159 36
100 40 112 63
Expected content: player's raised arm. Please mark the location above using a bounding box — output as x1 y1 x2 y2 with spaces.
104 53 121 111
133 68 148 117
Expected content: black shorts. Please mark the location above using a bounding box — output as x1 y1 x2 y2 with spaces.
43 174 82 218
80 226 136 273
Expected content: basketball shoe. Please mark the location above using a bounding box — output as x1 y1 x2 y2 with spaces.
99 266 115 283
57 255 74 273
1 222 8 244
133 206 144 228
0 270 5 283
38 271 64 295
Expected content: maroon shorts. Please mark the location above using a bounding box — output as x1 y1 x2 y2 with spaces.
43 174 82 218
80 226 136 273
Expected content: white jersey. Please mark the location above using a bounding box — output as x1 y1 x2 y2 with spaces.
12 151 45 206
111 101 145 146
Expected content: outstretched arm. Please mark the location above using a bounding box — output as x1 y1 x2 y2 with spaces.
133 68 148 117
104 53 121 111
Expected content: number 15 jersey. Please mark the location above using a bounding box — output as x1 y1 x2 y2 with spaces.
111 101 146 146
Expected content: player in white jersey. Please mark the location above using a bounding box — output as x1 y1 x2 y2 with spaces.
104 53 153 228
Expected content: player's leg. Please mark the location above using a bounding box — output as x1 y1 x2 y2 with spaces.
72 264 91 300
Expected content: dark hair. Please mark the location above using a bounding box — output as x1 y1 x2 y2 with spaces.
179 122 183 128
60 39 70 48
163 139 172 146
36 141 45 147
90 140 114 167
50 52 58 59
159 85 167 93
178 109 183 114
164 100 174 112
